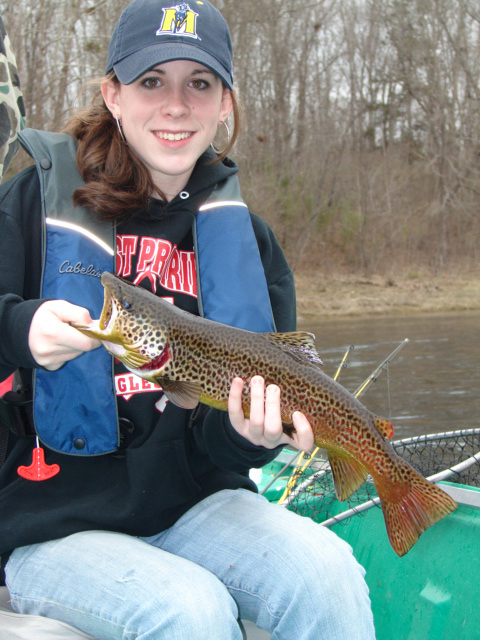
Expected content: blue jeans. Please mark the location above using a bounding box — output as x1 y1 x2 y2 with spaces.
5 489 375 639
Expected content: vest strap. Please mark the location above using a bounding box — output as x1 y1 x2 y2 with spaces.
195 200 275 332
19 129 118 455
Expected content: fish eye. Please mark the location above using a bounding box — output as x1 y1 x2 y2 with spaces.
121 297 133 310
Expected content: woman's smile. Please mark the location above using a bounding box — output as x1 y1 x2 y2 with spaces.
153 130 193 142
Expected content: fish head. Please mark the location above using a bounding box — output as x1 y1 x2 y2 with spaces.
71 272 171 376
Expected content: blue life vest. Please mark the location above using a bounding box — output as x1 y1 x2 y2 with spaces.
19 129 275 456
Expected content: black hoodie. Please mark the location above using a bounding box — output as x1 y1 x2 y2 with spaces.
0 147 296 576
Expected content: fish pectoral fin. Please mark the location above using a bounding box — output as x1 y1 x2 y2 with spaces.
264 331 324 369
120 347 151 369
327 450 369 501
157 378 202 410
374 416 394 439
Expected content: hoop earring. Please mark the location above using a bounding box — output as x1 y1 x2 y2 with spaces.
115 116 128 145
211 120 230 155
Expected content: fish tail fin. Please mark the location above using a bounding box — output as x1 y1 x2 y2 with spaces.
327 450 369 502
377 466 457 556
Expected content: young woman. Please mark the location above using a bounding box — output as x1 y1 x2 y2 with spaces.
0 1 375 638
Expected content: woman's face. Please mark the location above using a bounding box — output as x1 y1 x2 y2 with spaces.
102 59 233 199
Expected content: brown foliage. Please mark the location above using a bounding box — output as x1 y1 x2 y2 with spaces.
4 0 480 277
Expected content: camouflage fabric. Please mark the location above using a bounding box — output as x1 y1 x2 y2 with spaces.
0 11 25 178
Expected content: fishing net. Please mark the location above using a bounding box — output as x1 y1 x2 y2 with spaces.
274 429 480 526
393 429 480 486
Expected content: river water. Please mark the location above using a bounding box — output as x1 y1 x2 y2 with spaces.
300 311 480 440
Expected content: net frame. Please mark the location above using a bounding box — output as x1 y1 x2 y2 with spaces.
280 429 480 526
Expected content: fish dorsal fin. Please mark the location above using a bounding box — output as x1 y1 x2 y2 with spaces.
374 416 394 439
264 331 323 368
157 378 202 410
326 449 369 501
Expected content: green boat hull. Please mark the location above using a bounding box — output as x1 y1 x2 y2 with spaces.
332 488 480 640
256 455 480 640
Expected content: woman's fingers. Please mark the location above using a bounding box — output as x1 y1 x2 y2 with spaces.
29 300 101 370
263 383 283 444
228 375 315 451
247 376 267 441
290 411 315 451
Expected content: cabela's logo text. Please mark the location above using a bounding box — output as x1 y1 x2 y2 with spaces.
59 261 102 277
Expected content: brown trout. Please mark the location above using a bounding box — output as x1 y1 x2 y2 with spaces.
72 272 457 556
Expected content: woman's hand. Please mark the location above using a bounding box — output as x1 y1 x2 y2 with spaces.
28 300 101 371
228 375 315 451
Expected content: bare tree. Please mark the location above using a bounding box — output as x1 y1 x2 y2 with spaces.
4 0 480 275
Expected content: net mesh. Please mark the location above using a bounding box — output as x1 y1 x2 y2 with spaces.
280 429 480 525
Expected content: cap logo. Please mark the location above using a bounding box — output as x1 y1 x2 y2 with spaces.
156 3 199 39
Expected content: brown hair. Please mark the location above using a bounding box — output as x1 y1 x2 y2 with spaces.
64 74 243 221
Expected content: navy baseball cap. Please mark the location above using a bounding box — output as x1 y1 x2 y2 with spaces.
105 0 234 90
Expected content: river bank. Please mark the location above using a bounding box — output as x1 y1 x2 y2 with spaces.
294 271 480 322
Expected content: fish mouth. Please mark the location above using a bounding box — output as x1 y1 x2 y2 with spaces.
70 275 118 342
98 273 154 369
